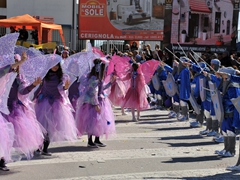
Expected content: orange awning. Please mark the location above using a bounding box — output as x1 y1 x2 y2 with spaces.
0 14 65 46
189 0 211 14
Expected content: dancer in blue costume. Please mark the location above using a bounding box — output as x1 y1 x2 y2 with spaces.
205 67 239 158
176 57 191 121
217 71 240 171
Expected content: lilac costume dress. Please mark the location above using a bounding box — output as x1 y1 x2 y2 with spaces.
34 71 78 142
2 70 44 159
0 65 15 162
76 76 115 138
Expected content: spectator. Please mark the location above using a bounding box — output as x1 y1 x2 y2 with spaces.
133 50 142 63
146 44 153 60
204 46 213 65
130 41 138 52
220 51 231 67
19 26 28 41
165 51 173 67
142 44 152 61
30 29 38 45
155 44 164 60
10 26 17 33
123 44 131 53
19 26 28 46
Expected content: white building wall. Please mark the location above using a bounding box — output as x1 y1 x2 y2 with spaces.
0 0 74 46
6 0 73 25
212 0 233 36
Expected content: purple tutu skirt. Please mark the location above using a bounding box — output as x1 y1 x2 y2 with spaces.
5 103 44 159
76 97 115 138
35 98 78 142
0 114 14 162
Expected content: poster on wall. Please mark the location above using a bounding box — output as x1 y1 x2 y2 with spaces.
79 0 165 40
170 0 238 50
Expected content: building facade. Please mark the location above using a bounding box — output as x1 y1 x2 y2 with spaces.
0 0 85 50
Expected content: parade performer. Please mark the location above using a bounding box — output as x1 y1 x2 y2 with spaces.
76 58 116 148
176 57 191 121
222 72 240 171
107 54 130 115
0 60 28 171
183 62 211 130
34 63 78 155
200 59 222 138
2 53 45 160
205 67 239 158
122 60 159 121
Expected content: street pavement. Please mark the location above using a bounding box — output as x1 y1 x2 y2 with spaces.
1 107 240 180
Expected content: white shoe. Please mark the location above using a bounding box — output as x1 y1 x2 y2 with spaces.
34 150 41 156
41 151 52 156
215 149 226 155
226 165 240 171
190 121 201 128
207 131 217 137
220 151 234 157
168 111 174 116
168 112 177 118
214 136 224 143
200 129 209 136
178 115 188 121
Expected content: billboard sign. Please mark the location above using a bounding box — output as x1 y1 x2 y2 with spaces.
79 0 165 40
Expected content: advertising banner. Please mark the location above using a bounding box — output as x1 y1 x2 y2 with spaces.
170 0 238 49
79 0 165 40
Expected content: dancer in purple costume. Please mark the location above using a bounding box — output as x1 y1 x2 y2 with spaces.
76 59 115 148
34 63 78 155
0 53 43 171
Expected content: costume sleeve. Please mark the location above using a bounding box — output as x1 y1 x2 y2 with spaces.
230 74 240 83
210 74 221 87
159 70 167 81
0 65 11 78
103 82 112 90
18 78 36 95
164 64 173 73
191 64 202 73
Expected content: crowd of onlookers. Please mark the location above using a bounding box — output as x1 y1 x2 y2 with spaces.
109 41 240 71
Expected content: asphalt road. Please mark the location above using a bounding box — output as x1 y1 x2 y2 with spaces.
1 107 239 180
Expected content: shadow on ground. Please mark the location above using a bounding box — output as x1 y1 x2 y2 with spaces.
160 134 204 141
162 155 222 163
143 171 240 179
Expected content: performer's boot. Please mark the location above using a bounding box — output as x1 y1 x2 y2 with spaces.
94 137 106 147
216 136 228 155
178 106 189 121
190 110 203 128
0 158 9 171
223 136 236 157
157 99 164 110
42 138 51 156
88 135 98 148
168 104 179 118
207 120 218 136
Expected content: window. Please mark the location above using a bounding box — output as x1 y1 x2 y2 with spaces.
0 0 6 8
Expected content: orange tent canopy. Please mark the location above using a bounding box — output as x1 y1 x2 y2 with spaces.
0 14 65 46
